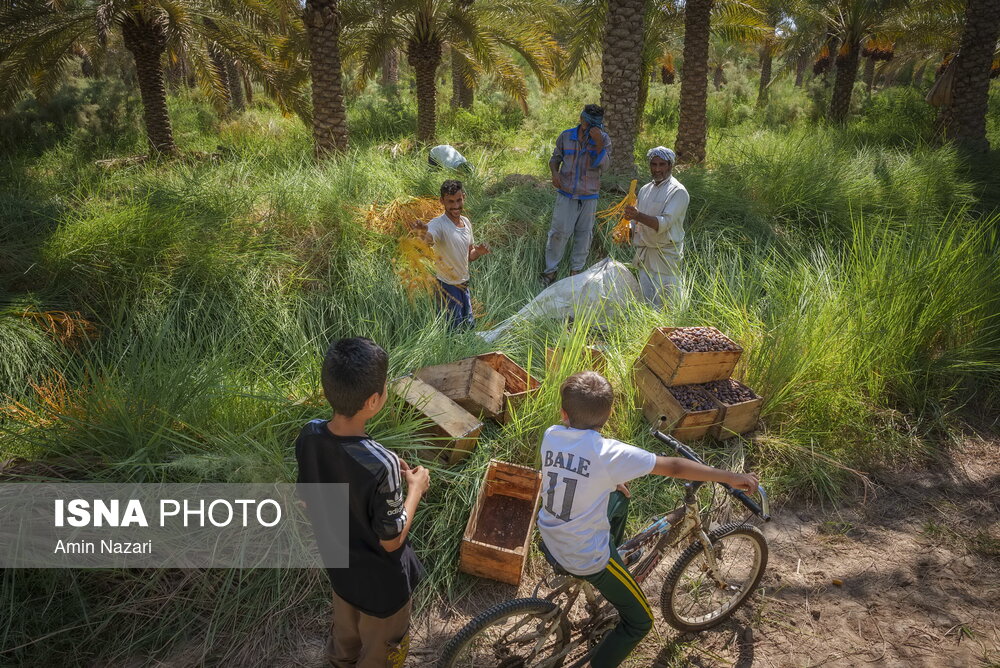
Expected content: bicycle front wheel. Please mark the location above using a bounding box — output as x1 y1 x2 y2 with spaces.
660 523 768 632
438 597 570 668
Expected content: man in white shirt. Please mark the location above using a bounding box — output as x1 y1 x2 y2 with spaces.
415 180 490 330
623 146 690 308
538 372 758 667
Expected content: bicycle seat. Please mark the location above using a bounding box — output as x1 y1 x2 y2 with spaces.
537 540 573 577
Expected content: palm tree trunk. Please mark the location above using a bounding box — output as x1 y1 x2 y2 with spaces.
227 60 245 111
863 55 875 94
912 63 926 87
599 0 647 178
675 0 712 163
381 48 400 88
829 38 860 122
408 38 442 142
451 48 473 109
121 15 176 155
305 0 350 157
756 46 772 108
945 0 1000 152
795 51 807 87
713 65 725 90
242 67 254 105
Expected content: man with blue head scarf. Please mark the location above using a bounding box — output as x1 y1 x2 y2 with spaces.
622 146 689 307
541 104 613 286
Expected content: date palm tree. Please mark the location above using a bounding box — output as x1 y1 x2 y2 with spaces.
562 0 763 167
306 0 350 155
0 0 301 155
341 0 560 142
944 0 1000 151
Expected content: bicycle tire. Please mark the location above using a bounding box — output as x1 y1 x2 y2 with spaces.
660 522 768 632
438 597 571 668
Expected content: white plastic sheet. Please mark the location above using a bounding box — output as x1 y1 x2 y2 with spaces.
478 258 640 343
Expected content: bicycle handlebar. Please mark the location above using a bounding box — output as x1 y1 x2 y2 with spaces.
650 417 771 522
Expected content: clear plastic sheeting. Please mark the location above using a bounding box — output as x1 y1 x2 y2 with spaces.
478 258 641 343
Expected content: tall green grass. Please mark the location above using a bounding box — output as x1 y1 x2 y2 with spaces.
1 73 998 664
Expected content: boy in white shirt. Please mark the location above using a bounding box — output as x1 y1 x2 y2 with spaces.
538 371 758 667
414 180 490 330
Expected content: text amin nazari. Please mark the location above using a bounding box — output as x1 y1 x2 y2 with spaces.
53 539 153 554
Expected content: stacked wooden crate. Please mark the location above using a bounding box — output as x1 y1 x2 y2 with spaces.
635 326 763 440
393 352 541 465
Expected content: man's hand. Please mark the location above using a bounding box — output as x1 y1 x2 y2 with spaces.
404 464 431 496
728 472 759 493
471 243 491 260
623 205 638 221
410 220 428 232
616 482 631 498
551 174 562 190
588 126 604 147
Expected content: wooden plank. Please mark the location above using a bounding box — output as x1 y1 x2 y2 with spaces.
391 376 482 464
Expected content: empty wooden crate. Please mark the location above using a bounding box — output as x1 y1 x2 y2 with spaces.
415 358 506 419
639 327 742 386
635 363 721 441
475 352 542 424
390 376 483 465
459 460 542 586
702 380 763 440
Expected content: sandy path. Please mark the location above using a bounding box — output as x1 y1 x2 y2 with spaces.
285 437 999 667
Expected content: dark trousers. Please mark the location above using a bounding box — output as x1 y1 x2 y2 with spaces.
581 491 654 668
435 279 474 330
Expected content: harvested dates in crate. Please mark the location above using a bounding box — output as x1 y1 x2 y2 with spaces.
667 327 742 353
668 385 716 411
702 378 759 405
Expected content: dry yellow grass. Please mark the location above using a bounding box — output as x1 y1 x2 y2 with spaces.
598 179 637 245
363 197 442 235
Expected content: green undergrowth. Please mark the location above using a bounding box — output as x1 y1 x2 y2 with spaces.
1 75 998 664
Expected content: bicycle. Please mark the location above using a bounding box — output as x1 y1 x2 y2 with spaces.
438 419 772 668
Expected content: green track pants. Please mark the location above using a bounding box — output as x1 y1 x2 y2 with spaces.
581 491 654 668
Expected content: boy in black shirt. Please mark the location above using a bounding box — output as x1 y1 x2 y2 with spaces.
296 337 430 668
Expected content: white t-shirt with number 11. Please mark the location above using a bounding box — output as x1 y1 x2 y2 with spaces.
536 425 657 576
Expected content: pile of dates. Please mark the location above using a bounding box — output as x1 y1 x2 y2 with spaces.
666 327 740 353
703 379 758 405
668 385 715 411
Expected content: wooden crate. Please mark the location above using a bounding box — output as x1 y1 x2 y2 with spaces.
475 352 542 424
639 327 742 386
545 345 608 374
459 460 542 586
634 362 721 441
701 380 763 440
390 376 483 465
415 358 506 419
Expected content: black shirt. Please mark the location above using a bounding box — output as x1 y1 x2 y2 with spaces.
295 419 423 617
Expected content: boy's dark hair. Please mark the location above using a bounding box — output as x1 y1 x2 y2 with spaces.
321 338 389 417
583 103 604 118
440 179 464 197
560 371 614 430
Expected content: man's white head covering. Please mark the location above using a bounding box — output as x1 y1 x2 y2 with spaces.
647 146 676 164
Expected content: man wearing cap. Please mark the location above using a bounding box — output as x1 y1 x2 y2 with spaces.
541 104 613 287
623 147 690 307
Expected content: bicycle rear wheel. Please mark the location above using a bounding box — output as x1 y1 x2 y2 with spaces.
660 523 768 632
438 597 570 668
